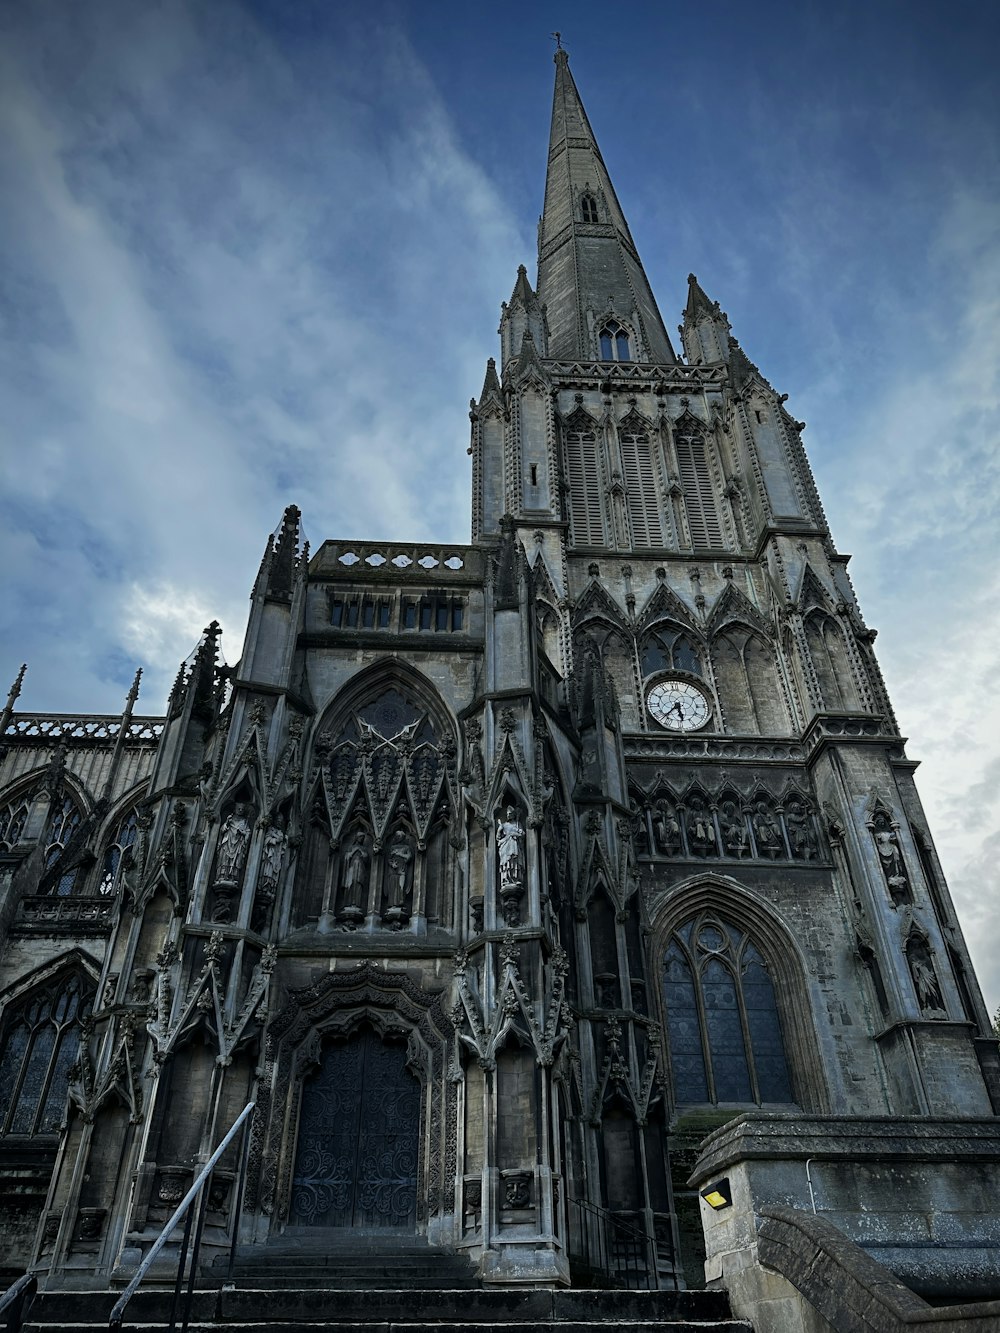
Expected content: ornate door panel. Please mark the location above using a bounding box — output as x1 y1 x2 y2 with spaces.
290 1029 420 1230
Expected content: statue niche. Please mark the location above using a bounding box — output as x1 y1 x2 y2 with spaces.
684 792 717 858
718 794 749 858
870 806 911 905
212 800 254 923
337 826 371 926
496 803 526 926
382 826 415 927
652 798 682 856
253 819 286 931
906 933 946 1018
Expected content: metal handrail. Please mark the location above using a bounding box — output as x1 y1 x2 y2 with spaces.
109 1100 255 1329
568 1195 659 1290
0 1273 36 1331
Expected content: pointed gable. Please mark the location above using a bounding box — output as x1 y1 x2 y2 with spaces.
797 563 833 614
635 580 698 634
572 576 630 632
706 582 771 638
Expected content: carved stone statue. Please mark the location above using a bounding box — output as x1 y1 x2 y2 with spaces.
497 806 525 889
653 803 681 855
785 800 818 860
686 804 716 857
873 819 909 902
720 801 748 858
907 938 945 1017
340 830 370 914
386 829 414 909
259 826 285 895
752 802 782 859
216 805 252 885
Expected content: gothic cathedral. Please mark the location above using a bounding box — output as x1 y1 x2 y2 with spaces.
1 48 998 1322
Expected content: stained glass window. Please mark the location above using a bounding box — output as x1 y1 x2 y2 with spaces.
662 914 792 1106
44 794 84 896
0 790 32 852
0 970 94 1136
98 808 139 896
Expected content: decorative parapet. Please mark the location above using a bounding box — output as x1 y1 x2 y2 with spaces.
309 542 483 582
2 715 164 744
624 734 806 764
548 361 727 388
16 895 115 932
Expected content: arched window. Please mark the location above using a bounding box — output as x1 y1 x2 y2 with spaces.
0 790 32 852
98 808 139 896
0 969 94 1135
711 628 790 735
598 320 631 362
44 794 84 896
640 625 702 679
804 613 858 711
662 914 793 1106
581 193 599 224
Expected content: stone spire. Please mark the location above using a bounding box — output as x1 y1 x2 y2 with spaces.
680 272 732 365
537 48 675 365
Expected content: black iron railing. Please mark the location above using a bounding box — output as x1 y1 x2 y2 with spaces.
567 1196 660 1289
109 1100 254 1332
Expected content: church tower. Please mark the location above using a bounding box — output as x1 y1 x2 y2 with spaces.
0 43 998 1324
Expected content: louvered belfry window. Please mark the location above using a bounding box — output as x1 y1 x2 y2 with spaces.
565 415 605 546
675 429 724 549
619 419 663 548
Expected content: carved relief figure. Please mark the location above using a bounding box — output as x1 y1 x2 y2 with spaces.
652 802 681 855
719 800 748 857
785 798 818 860
386 830 414 909
216 805 252 885
752 801 782 859
685 800 716 857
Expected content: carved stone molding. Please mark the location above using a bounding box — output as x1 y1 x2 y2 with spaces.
248 962 456 1228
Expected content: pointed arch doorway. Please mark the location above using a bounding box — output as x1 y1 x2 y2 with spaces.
290 1027 420 1230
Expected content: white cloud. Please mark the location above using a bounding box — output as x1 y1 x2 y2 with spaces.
0 2 528 716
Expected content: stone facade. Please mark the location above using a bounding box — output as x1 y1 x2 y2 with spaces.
0 47 996 1306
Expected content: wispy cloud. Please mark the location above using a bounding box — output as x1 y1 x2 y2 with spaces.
0 1 528 710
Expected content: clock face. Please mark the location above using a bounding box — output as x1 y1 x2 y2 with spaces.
647 679 711 732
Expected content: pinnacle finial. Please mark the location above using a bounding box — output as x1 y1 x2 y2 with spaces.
125 668 142 711
0 663 26 738
5 663 26 710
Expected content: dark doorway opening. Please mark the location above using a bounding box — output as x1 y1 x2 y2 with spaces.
290 1027 420 1230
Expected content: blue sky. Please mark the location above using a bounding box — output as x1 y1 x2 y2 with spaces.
1 0 998 1010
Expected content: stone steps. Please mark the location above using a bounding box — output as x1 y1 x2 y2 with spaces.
24 1286 750 1331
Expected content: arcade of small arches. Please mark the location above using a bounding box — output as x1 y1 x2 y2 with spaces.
556 598 865 734
567 611 795 735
